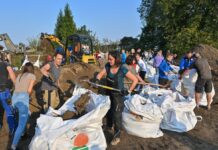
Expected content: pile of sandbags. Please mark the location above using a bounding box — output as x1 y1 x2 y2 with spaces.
29 86 110 150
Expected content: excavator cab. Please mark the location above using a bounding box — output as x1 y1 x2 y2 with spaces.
65 34 96 64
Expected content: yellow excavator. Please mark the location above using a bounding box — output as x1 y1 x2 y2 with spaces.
65 34 96 64
40 33 95 64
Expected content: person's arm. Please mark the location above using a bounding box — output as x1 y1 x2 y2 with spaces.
96 68 107 80
27 79 36 95
7 66 16 85
40 63 50 77
125 71 138 92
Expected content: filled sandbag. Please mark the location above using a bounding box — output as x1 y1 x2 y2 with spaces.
29 87 110 150
122 95 163 138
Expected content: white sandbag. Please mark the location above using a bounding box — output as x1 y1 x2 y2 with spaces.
160 92 198 132
29 88 110 150
147 89 173 106
168 74 181 92
122 95 163 138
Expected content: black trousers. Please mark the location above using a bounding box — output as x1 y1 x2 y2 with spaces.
106 92 124 138
139 71 146 80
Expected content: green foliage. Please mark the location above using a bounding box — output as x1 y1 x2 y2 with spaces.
54 3 76 43
77 25 92 35
119 36 139 51
138 0 218 55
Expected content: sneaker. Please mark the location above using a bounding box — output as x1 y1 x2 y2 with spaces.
111 137 120 145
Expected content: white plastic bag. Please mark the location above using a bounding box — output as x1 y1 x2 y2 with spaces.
29 88 110 150
122 95 163 138
160 92 198 132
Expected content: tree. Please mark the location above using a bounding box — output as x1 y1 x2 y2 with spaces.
138 0 218 55
119 36 139 51
54 3 76 43
77 25 91 35
54 10 64 41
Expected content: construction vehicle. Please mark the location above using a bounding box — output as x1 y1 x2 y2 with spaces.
65 34 96 64
40 33 67 54
41 33 96 64
0 33 28 53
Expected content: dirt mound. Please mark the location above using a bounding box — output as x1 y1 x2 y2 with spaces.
192 44 218 70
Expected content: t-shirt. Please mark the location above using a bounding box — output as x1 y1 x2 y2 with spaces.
194 58 212 80
105 63 128 79
137 59 147 72
124 65 137 89
41 61 61 90
14 73 36 92
105 63 128 90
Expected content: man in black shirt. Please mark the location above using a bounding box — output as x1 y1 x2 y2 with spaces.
193 52 212 110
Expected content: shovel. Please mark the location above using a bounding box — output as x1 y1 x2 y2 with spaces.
125 81 171 88
81 79 121 92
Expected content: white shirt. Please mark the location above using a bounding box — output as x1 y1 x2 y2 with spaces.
137 59 147 72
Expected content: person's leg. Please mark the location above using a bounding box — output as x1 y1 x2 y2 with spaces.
195 79 204 108
0 91 16 133
43 90 49 112
110 93 124 145
106 93 114 129
11 102 29 148
195 92 201 107
205 80 213 110
51 90 60 109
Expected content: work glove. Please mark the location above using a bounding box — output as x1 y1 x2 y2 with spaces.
121 89 130 96
42 75 54 86
92 78 100 88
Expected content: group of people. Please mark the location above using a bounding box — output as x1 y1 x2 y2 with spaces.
0 52 36 150
96 48 213 145
0 47 213 148
0 51 64 150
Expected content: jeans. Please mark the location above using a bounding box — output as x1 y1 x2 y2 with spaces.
0 89 16 133
12 92 29 146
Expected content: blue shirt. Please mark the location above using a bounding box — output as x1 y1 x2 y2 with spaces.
159 59 173 79
121 53 127 63
179 56 195 70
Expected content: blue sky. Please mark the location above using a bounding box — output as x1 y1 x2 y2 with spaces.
0 0 142 45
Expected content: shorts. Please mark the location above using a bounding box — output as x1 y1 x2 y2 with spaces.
195 78 212 93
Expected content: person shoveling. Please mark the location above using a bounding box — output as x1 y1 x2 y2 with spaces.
40 52 65 113
91 50 138 146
